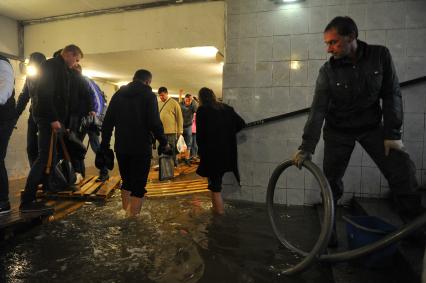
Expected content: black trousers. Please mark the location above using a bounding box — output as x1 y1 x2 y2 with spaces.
323 126 418 202
0 119 15 202
22 118 56 204
116 153 151 198
207 173 224 192
27 115 38 166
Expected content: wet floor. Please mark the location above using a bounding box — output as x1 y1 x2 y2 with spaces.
0 193 332 283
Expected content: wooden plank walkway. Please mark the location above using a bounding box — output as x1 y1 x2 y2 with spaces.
31 175 121 201
146 178 209 197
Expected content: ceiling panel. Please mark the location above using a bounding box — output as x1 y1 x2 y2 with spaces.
81 47 223 97
0 0 168 20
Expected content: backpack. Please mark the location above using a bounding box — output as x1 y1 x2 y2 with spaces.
85 77 107 119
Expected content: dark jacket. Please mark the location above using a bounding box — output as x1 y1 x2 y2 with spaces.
0 55 16 122
32 55 71 123
67 69 94 130
16 76 36 117
180 100 198 127
196 103 245 182
300 40 402 154
101 80 167 155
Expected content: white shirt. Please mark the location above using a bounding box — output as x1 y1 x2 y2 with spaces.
0 60 14 105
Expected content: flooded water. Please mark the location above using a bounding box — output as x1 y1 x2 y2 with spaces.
0 193 332 282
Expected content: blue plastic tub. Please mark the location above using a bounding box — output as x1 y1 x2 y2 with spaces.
345 215 399 268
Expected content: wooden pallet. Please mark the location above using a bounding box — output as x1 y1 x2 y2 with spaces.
146 178 209 197
30 175 121 201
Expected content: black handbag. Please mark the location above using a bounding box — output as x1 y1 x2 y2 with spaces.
44 132 77 192
64 131 87 159
159 154 174 181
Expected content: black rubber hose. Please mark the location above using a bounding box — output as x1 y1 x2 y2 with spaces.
266 159 335 275
267 159 426 274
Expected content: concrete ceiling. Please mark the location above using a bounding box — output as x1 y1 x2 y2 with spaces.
82 47 223 97
0 0 169 20
0 0 224 97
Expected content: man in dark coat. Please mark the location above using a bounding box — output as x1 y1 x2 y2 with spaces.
196 87 245 215
292 17 423 246
100 69 169 216
15 52 46 166
20 44 83 213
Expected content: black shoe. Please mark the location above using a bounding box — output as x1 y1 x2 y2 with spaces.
96 173 109 182
0 201 11 215
19 201 54 213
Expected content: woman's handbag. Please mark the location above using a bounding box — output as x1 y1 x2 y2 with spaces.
44 131 77 192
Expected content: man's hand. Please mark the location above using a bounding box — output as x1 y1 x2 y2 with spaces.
51 121 62 133
292 150 312 169
384 139 405 156
89 111 96 116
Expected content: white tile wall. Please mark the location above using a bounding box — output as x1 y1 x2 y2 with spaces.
224 0 426 205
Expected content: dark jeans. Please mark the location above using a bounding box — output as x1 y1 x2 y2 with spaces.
22 118 56 204
323 126 418 202
183 126 192 153
0 119 15 202
207 173 224 192
27 115 38 166
116 153 151 198
164 134 178 166
77 129 108 176
191 133 198 158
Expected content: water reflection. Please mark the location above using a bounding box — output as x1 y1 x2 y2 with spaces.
0 193 331 282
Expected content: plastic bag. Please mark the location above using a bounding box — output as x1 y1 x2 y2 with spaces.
176 135 187 153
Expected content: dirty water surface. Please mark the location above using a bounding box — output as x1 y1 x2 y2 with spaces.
0 193 332 282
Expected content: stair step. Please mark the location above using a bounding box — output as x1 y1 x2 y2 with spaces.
353 197 424 283
317 204 404 283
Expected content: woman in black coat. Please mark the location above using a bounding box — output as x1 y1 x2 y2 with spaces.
196 87 245 214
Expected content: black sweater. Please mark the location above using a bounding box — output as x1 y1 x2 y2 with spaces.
101 80 167 155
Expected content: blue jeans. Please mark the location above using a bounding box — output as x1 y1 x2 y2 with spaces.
80 129 108 176
182 126 192 153
191 133 198 158
0 119 15 202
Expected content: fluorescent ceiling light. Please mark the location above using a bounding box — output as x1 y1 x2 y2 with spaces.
188 46 218 58
115 81 130 87
283 0 301 2
82 69 112 79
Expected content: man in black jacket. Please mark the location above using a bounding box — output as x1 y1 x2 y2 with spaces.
100 69 169 216
20 44 83 212
16 52 46 166
293 17 422 246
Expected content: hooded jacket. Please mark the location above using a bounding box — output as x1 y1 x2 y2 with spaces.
101 80 167 155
